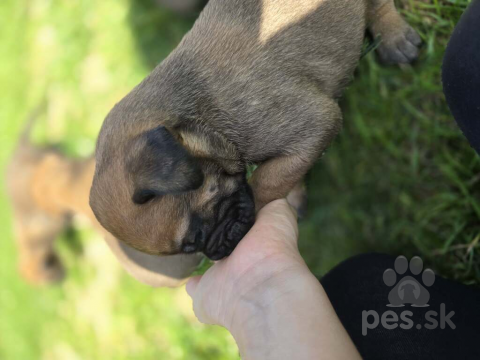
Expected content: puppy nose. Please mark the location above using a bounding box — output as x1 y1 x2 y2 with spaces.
182 229 205 253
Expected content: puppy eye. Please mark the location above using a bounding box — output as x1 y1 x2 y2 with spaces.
132 189 158 205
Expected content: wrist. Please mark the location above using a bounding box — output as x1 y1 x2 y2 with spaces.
228 264 323 358
227 268 361 360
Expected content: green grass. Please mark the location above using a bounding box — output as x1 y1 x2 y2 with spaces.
0 1 236 359
300 0 480 286
0 0 477 359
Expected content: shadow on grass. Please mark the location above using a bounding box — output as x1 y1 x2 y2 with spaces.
127 0 197 69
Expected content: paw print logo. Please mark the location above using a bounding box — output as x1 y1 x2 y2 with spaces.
383 256 435 307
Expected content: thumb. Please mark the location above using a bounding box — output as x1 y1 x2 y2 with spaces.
246 199 299 248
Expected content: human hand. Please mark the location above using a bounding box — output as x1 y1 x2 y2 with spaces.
186 199 361 360
186 199 311 329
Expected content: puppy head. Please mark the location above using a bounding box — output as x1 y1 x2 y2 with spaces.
90 125 255 260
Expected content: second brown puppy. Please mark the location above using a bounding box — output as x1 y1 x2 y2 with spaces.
90 0 421 261
6 113 202 287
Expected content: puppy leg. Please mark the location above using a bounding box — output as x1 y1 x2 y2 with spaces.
251 156 309 211
250 97 341 211
368 0 421 64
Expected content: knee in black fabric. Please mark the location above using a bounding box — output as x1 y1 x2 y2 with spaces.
321 253 395 306
321 253 395 329
321 253 480 360
443 0 480 154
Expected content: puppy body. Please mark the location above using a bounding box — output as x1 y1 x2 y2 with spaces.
91 0 421 260
6 121 202 286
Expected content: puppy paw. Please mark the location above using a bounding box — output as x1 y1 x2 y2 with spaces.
286 183 308 219
377 25 422 64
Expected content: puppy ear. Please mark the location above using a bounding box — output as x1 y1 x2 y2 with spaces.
104 234 203 287
127 126 204 204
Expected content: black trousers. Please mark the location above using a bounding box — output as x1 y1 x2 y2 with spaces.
443 0 480 154
322 253 480 359
322 3 480 357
